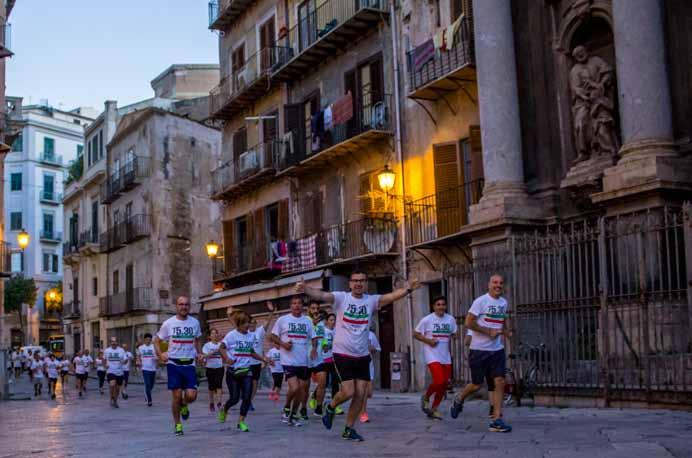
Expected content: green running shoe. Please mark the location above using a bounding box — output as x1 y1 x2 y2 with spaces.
335 406 345 415
217 409 227 423
308 396 317 410
421 395 431 414
341 427 365 441
237 421 249 432
174 423 184 436
180 404 190 421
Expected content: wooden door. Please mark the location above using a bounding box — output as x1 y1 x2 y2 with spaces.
259 17 276 71
433 142 462 236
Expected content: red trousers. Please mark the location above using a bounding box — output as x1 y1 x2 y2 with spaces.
425 362 453 409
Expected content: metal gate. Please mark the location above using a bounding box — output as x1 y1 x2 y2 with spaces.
445 204 692 406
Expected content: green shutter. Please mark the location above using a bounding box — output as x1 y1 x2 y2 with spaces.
44 137 55 155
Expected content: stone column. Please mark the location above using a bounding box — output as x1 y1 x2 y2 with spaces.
469 0 542 224
599 0 691 200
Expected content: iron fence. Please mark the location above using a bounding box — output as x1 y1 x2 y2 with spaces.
99 214 151 252
99 288 161 317
211 140 278 197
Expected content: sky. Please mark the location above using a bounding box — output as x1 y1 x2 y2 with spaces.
7 0 219 113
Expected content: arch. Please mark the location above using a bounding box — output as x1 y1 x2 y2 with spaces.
555 0 613 55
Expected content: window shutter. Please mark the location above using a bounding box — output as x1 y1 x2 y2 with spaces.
433 142 462 236
284 104 304 161
253 208 266 268
359 173 372 214
222 219 234 274
369 58 384 102
324 177 341 227
278 199 289 240
468 125 484 182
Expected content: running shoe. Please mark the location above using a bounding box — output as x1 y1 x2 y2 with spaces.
314 405 323 417
322 403 335 430
335 406 345 415
148 402 153 407
249 402 255 411
122 392 128 400
175 423 184 436
359 412 370 423
300 408 309 421
281 407 291 423
450 398 463 419
237 421 249 432
113 400 120 409
428 410 443 421
420 395 430 414
290 415 303 427
181 404 190 421
217 409 227 423
488 418 512 433
341 427 365 442
308 395 317 410
209 403 215 412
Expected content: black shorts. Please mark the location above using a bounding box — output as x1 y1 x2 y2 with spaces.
310 363 327 374
272 372 284 389
106 373 124 386
49 377 58 383
206 367 224 390
123 371 130 383
250 363 262 381
77 373 88 381
469 349 506 385
60 370 68 377
283 365 310 381
334 354 371 382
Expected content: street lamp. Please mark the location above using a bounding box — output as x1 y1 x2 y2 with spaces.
205 240 219 258
17 229 29 250
47 289 58 302
377 164 396 193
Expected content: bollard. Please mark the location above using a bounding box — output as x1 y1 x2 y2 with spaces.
0 349 8 400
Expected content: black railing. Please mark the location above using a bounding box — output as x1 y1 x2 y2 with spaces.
405 179 484 246
79 229 99 247
406 17 474 93
276 91 391 171
40 230 62 242
38 151 63 166
100 214 151 252
100 157 150 203
212 256 227 281
63 241 80 256
99 288 161 317
40 189 62 203
63 300 81 319
211 140 278 197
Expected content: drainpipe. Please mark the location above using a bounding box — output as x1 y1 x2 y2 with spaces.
389 0 415 392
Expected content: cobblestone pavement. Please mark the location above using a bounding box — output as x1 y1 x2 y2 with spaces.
1 372 691 458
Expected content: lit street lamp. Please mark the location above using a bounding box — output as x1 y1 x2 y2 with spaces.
377 164 396 193
205 240 219 258
17 229 29 250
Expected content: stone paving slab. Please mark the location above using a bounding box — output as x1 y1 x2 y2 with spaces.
0 373 691 458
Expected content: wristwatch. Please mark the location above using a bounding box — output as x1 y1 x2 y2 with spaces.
406 288 413 295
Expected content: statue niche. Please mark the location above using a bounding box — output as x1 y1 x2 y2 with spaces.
569 45 619 163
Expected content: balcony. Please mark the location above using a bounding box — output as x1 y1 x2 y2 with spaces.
40 230 62 243
406 17 475 101
208 0 255 30
63 240 80 260
99 288 164 318
405 179 484 248
0 241 11 277
79 229 100 255
211 140 278 200
212 256 227 282
40 189 62 205
209 47 281 120
38 151 63 166
0 23 12 58
63 300 81 319
277 92 392 175
272 0 388 82
100 157 150 204
99 214 151 253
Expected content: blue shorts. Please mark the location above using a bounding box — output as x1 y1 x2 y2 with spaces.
469 349 506 385
166 364 198 391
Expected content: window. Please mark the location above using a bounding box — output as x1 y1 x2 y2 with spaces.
77 144 84 157
43 137 55 156
10 212 22 231
92 277 98 296
43 253 50 272
10 173 21 191
125 202 133 222
113 270 119 294
10 252 23 273
43 174 55 199
43 213 54 235
42 253 58 273
11 133 22 152
91 200 99 239
265 203 279 241
87 139 92 166
98 131 103 159
52 254 59 273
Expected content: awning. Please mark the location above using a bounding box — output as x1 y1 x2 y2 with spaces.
201 269 329 311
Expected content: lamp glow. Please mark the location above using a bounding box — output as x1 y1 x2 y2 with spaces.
17 229 29 250
206 240 220 258
377 165 396 193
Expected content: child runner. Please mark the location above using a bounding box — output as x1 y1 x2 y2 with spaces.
137 333 158 407
95 351 107 395
30 353 44 398
46 353 60 399
202 328 224 412
414 295 458 420
218 310 274 432
267 342 283 401
121 344 133 400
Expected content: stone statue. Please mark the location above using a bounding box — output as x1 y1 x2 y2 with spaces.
569 45 619 163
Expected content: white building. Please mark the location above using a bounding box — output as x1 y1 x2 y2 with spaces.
4 104 94 345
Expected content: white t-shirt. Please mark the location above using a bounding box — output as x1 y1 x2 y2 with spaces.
368 331 381 380
95 357 106 372
309 321 326 368
122 352 133 371
12 352 21 367
322 327 335 361
332 292 381 358
250 326 266 365
46 359 60 378
83 355 94 372
137 344 158 372
468 293 509 352
222 330 256 370
202 341 224 369
60 360 70 372
271 314 316 367
73 356 88 374
267 348 283 373
31 360 44 379
157 315 202 364
105 346 126 375
415 312 458 364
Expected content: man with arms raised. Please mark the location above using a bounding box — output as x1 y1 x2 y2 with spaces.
450 274 512 433
297 270 420 441
155 296 203 436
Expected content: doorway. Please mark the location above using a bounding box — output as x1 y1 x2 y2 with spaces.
375 277 394 389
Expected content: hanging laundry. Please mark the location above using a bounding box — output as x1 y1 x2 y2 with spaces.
323 105 333 131
445 14 464 49
281 240 302 273
433 30 445 51
413 38 434 70
331 91 354 125
298 234 318 269
311 110 324 152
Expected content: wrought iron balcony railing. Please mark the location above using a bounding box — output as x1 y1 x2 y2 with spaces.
211 140 278 199
100 157 150 204
99 287 164 317
99 214 151 252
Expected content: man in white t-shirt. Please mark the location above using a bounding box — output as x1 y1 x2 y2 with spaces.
155 296 203 436
450 274 512 433
46 353 60 399
12 350 21 378
30 353 45 397
298 270 420 441
121 344 133 400
105 338 126 408
73 350 89 397
414 295 458 420
270 295 318 427
137 333 158 407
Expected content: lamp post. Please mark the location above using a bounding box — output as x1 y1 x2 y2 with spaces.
17 229 29 250
377 164 396 194
205 240 219 258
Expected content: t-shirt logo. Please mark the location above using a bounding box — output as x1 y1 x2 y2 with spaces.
141 349 154 357
288 322 308 340
234 341 254 357
432 323 452 339
344 304 369 325
172 326 196 344
484 304 506 324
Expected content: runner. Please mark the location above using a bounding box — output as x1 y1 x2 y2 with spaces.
270 295 318 427
154 295 203 436
12 350 21 378
202 328 224 412
414 295 458 420
30 352 44 398
82 349 94 393
137 333 158 407
218 310 274 432
248 301 275 411
464 329 495 418
95 350 107 395
322 313 343 415
306 301 328 418
26 350 34 383
267 342 283 401
73 350 88 397
121 344 133 400
105 337 127 408
297 270 420 441
359 329 381 423
46 353 60 399
450 274 512 433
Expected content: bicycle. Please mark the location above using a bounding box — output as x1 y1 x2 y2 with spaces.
504 342 546 407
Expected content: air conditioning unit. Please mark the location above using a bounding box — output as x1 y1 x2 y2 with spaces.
239 149 258 174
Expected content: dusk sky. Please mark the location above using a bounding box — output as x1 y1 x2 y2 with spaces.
7 1 219 112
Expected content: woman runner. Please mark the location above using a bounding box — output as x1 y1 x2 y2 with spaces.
202 328 225 412
95 350 107 395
